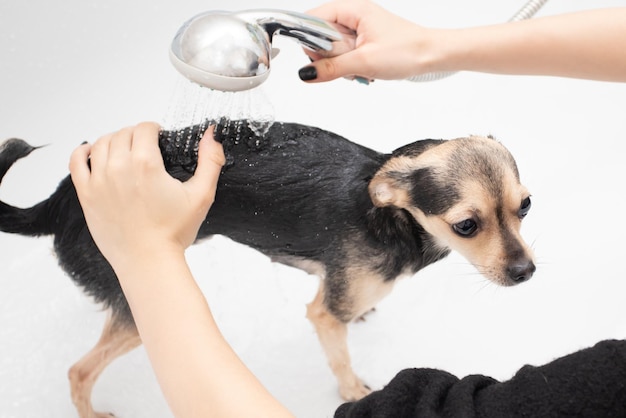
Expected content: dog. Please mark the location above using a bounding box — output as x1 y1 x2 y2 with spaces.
0 120 534 418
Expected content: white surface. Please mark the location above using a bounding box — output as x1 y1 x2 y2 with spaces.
1 1 625 417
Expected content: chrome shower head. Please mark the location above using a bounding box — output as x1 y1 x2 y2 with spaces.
169 9 355 91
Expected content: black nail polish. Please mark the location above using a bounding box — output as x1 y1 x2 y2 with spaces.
298 66 317 81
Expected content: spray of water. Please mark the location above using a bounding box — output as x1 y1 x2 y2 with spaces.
162 78 275 136
159 79 276 174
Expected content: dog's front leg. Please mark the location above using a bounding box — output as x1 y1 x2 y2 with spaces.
306 283 371 401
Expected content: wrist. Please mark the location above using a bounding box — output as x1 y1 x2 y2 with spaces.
106 239 187 281
399 26 451 78
414 28 461 75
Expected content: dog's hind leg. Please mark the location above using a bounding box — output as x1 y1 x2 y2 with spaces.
306 283 371 401
68 311 141 418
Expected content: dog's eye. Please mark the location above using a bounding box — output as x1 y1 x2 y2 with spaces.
452 219 477 237
519 196 532 219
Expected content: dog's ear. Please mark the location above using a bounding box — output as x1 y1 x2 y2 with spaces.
369 139 448 209
391 139 445 158
368 174 411 208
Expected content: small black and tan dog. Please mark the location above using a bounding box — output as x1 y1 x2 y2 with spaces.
0 121 534 418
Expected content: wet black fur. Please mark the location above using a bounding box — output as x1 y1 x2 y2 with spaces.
0 121 448 325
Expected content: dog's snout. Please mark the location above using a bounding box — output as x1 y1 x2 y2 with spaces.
507 260 536 284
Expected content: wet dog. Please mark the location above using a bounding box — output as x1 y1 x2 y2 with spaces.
0 121 534 417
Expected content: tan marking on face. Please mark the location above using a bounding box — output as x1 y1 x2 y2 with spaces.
369 137 484 208
369 135 534 285
408 165 533 286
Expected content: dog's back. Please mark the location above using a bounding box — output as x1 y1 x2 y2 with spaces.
202 122 386 258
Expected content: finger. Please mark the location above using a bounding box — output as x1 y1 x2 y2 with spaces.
129 122 163 168
299 51 368 82
107 126 134 165
68 142 92 193
186 126 225 206
87 133 112 177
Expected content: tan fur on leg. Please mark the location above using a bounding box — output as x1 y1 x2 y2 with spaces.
306 284 371 401
68 312 141 418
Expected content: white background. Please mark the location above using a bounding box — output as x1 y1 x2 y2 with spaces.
1 1 625 417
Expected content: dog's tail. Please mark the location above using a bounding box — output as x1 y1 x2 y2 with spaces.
0 138 53 236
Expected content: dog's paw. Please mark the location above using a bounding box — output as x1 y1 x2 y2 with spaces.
339 378 372 401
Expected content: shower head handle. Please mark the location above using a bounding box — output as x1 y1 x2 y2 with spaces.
237 9 356 56
169 9 355 91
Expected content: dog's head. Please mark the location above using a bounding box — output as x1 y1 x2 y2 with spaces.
369 136 534 286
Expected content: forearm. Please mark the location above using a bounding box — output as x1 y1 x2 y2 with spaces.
427 8 626 81
113 249 293 418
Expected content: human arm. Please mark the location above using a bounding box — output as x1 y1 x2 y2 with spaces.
68 123 293 418
302 0 626 83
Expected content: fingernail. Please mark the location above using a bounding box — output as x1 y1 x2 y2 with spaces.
81 141 88 145
355 76 370 85
298 66 317 81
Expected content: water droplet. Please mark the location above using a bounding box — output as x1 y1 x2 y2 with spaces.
162 78 275 144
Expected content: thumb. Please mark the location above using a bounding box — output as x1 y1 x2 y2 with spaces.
299 51 366 83
186 126 225 206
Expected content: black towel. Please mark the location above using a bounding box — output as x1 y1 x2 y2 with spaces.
335 339 626 417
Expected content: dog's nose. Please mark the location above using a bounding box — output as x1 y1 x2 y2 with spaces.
507 260 536 284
